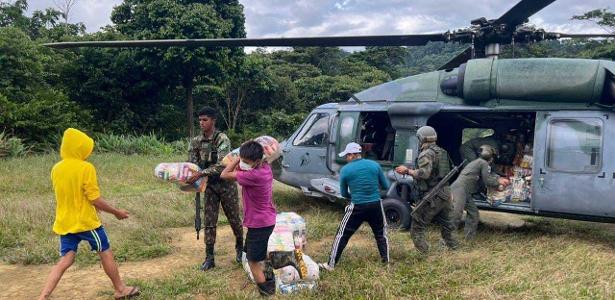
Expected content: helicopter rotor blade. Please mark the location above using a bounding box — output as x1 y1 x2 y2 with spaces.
44 34 448 49
437 46 473 70
495 0 556 27
550 33 615 39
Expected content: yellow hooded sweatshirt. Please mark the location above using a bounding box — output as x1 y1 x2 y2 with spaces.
51 128 101 235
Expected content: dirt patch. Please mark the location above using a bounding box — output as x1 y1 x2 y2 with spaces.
479 211 526 228
0 227 235 299
0 222 383 299
0 211 534 299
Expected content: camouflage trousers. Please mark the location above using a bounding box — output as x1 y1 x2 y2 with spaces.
204 181 243 250
451 186 480 240
410 196 458 254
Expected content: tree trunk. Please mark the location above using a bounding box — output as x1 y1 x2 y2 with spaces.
185 78 194 138
231 87 245 130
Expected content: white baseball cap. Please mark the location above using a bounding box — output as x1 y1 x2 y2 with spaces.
338 142 362 157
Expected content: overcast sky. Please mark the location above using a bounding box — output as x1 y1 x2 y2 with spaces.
28 0 613 38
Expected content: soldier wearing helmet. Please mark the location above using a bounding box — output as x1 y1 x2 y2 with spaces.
451 145 510 240
395 126 459 254
459 128 519 164
459 135 500 162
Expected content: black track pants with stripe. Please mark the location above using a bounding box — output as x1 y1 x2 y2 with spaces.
328 201 389 267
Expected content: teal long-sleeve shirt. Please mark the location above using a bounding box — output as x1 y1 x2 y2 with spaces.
339 158 390 204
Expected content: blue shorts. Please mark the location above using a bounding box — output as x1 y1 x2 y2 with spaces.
59 226 110 256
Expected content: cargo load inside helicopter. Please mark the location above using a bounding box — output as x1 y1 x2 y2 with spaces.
427 111 537 207
340 108 539 207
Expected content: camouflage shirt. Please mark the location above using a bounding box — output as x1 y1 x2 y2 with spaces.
415 143 450 198
188 130 232 179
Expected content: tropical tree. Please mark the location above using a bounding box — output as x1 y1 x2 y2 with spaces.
573 9 615 60
111 0 246 137
0 27 82 143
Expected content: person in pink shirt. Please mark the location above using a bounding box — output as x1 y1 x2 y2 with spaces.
221 141 276 296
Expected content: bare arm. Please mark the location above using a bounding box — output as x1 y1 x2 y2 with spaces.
92 197 129 220
220 156 241 181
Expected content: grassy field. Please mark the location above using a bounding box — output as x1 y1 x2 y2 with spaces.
2 153 615 299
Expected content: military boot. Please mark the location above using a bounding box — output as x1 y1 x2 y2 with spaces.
442 225 460 250
464 229 477 241
257 278 276 296
268 250 308 279
410 229 429 255
200 245 215 271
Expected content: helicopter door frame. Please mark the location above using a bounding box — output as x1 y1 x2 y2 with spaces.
335 111 361 166
532 111 614 218
326 112 340 173
280 111 333 185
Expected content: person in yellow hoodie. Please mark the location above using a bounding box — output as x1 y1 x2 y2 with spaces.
38 128 140 300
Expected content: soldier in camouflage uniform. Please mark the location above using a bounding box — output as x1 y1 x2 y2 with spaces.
451 145 509 240
186 107 243 271
395 126 458 254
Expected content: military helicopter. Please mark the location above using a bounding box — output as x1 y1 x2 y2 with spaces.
47 0 615 229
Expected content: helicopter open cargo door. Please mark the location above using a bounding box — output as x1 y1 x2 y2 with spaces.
532 111 615 218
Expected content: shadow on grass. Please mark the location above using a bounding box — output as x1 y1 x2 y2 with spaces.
475 216 615 249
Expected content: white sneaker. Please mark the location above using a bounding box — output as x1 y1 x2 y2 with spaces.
318 262 334 272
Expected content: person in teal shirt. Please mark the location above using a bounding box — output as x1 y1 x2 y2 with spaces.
319 142 390 271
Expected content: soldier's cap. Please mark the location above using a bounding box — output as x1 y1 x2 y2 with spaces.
338 142 362 157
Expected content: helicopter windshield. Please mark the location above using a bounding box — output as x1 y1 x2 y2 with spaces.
293 113 330 147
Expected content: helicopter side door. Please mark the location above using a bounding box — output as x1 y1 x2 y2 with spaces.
532 111 615 217
279 111 333 188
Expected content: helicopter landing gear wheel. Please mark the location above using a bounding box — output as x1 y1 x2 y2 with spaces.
382 198 410 230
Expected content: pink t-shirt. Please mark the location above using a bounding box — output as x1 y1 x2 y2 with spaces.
236 163 276 228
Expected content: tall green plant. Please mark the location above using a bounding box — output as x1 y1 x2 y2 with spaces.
94 133 187 155
0 131 28 158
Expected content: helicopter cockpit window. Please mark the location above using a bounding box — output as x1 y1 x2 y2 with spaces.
547 119 603 173
293 113 330 147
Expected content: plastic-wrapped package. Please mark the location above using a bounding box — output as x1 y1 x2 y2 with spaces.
154 162 206 192
275 254 320 283
510 177 526 201
241 253 319 285
221 135 282 165
487 185 511 206
278 281 318 294
254 135 282 163
268 212 307 252
520 154 533 169
241 213 318 294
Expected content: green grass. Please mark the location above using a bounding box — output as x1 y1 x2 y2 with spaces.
3 153 615 298
0 153 192 266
